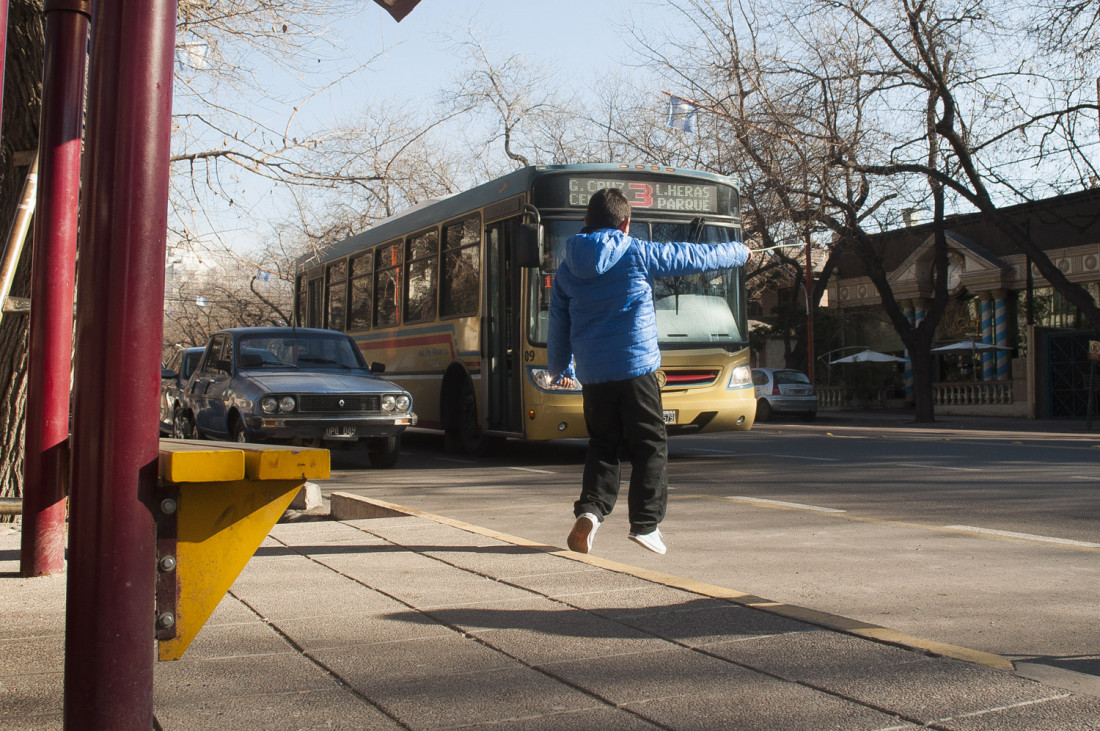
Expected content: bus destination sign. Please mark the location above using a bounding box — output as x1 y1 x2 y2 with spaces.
567 178 718 213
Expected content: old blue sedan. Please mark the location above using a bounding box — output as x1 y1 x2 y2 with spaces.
177 327 416 467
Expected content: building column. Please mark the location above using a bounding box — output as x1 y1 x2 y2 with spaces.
903 299 925 402
980 291 995 381
993 289 1010 381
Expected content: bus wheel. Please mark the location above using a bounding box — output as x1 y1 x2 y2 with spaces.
366 435 400 469
444 379 485 455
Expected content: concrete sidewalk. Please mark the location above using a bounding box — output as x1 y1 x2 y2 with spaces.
3 496 1099 730
815 408 1097 435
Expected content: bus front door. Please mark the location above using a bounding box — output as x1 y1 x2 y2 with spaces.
484 219 523 435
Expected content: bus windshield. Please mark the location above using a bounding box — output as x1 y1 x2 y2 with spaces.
529 219 748 349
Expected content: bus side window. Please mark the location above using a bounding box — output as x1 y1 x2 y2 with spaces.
441 214 481 318
325 259 347 331
348 252 373 331
405 228 438 324
295 273 309 327
374 241 402 328
306 276 323 328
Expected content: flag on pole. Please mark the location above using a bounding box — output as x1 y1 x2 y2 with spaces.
372 0 423 22
666 95 698 133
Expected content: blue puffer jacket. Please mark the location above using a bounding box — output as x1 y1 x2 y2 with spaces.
548 228 751 385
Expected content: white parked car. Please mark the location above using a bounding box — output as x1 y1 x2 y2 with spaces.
752 368 817 422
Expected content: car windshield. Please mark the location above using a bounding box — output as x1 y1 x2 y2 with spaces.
237 333 364 371
529 218 747 349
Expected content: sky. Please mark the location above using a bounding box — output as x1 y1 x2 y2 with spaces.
328 1 663 120
186 0 679 252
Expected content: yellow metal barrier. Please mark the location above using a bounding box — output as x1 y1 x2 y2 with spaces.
155 439 330 661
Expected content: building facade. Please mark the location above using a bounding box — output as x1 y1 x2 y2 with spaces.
825 190 1100 418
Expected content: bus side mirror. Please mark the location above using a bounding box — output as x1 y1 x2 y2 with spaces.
517 222 543 268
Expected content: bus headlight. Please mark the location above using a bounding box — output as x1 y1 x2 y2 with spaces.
530 368 582 392
727 365 752 389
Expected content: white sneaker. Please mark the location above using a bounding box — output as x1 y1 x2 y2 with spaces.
629 528 666 555
567 513 601 553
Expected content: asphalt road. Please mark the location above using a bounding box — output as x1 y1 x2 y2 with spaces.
322 419 1100 695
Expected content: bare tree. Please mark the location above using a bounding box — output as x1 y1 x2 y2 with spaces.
165 0 486 353
440 29 595 172
616 0 1100 420
0 0 43 506
833 0 1100 332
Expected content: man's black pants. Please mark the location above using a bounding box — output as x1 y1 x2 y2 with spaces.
575 372 668 534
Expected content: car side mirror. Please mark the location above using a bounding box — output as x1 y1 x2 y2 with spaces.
370 362 386 374
517 222 542 268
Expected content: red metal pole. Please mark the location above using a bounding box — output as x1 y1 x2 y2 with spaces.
64 0 175 727
20 0 90 578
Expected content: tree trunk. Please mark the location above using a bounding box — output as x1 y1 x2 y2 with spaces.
908 342 936 422
0 0 45 511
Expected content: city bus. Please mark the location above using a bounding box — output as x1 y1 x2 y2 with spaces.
295 164 756 453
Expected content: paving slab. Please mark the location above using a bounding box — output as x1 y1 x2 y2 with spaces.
3 504 1099 730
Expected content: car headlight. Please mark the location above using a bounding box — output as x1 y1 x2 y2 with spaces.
530 368 582 392
395 394 411 412
262 395 295 414
381 394 396 412
727 365 752 388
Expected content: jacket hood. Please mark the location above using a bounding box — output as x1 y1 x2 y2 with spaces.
565 229 632 280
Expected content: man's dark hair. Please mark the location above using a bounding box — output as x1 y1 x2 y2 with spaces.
586 188 632 230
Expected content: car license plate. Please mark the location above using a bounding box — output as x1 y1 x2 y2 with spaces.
662 410 677 424
325 426 357 439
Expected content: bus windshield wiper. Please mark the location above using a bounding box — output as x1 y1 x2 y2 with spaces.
687 216 706 244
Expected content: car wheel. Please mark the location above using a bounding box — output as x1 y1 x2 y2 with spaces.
755 398 773 422
366 435 400 469
172 407 195 439
231 419 248 443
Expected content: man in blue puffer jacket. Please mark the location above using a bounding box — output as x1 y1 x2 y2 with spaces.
549 187 751 555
